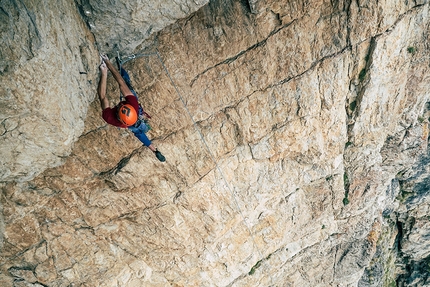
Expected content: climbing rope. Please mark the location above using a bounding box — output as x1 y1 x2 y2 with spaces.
120 52 158 65
119 50 275 286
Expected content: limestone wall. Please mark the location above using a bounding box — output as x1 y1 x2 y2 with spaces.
1 0 430 286
0 0 98 182
77 0 209 54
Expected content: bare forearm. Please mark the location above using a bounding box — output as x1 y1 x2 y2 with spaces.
104 59 133 96
104 60 123 84
98 73 109 109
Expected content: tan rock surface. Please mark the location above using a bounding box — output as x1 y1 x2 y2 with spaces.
0 0 99 182
78 0 209 54
1 0 430 286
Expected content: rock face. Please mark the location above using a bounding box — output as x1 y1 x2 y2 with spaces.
1 0 430 286
0 0 210 183
0 0 98 182
77 0 209 54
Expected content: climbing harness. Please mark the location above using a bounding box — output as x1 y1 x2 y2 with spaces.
116 49 275 285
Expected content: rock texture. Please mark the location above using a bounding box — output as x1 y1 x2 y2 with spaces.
0 0 98 182
76 0 209 54
1 0 430 286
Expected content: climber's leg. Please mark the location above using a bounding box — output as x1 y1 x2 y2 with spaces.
128 124 166 162
129 123 151 146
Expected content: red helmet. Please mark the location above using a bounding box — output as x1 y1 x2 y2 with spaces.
118 104 137 126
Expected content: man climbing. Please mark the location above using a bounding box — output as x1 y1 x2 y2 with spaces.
97 54 166 162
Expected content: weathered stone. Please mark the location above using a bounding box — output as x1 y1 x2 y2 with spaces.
77 0 209 54
0 0 99 182
8 267 37 283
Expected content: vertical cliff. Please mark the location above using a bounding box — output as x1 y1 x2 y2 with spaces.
1 0 430 286
0 0 98 182
75 0 209 54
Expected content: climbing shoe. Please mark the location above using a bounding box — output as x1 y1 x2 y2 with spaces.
154 150 166 162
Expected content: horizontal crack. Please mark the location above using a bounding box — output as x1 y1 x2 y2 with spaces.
97 145 143 179
266 45 352 92
190 19 297 87
0 239 46 268
79 124 109 138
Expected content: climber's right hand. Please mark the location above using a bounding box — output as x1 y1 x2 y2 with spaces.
100 54 110 63
99 61 107 75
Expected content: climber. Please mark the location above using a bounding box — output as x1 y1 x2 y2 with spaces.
97 54 165 162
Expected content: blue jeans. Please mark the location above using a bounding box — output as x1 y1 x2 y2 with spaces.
128 120 151 147
121 67 152 147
